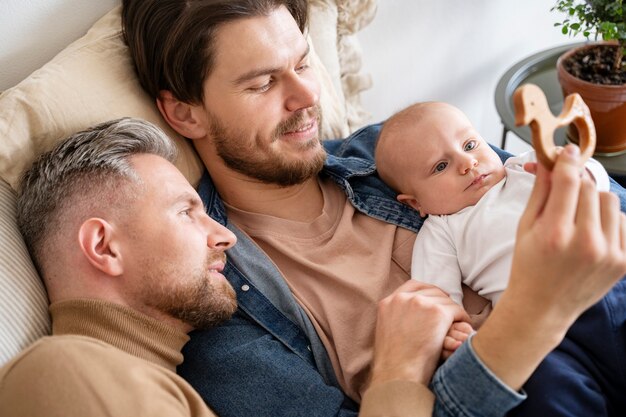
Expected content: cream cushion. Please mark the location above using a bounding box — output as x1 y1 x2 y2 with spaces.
309 0 376 133
0 6 204 190
0 179 49 365
0 4 364 190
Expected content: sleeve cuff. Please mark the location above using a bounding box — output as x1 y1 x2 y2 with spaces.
360 380 435 417
585 157 611 192
431 334 526 417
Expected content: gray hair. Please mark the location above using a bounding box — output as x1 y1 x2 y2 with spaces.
17 117 178 273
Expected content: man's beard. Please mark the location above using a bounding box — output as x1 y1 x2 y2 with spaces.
210 105 327 186
142 253 237 330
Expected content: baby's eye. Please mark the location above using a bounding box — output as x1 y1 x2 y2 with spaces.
434 161 448 173
464 140 477 151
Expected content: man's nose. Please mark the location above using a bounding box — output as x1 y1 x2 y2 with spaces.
284 73 320 113
205 218 237 250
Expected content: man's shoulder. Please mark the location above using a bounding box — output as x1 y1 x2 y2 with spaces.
0 335 208 417
0 335 126 380
0 335 111 415
324 122 383 160
3 334 99 359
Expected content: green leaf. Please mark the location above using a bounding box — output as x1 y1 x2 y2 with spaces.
552 0 626 43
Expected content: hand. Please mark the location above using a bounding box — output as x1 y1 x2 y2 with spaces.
368 281 469 388
512 144 626 325
524 146 595 183
441 321 474 361
473 144 626 390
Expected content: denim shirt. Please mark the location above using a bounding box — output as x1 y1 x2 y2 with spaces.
179 123 626 417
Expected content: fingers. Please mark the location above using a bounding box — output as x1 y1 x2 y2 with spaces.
621 212 626 253
577 184 624 270
441 339 460 360
392 279 439 294
450 303 471 324
446 322 473 346
520 145 585 231
416 290 470 324
574 175 600 233
600 191 620 248
519 156 551 231
441 321 474 361
542 145 583 225
522 161 537 175
390 281 471 323
450 321 474 336
371 282 462 385
600 193 626 275
446 327 471 344
443 336 462 351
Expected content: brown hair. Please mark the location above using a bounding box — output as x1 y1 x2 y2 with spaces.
122 0 308 104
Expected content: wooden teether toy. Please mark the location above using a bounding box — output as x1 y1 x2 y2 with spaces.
513 83 596 170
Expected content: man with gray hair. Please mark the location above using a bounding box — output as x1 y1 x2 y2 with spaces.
0 117 239 416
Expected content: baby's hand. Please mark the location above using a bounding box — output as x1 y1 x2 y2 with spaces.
441 321 474 360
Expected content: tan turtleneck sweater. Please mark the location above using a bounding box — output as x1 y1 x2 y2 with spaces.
0 299 216 417
0 299 434 417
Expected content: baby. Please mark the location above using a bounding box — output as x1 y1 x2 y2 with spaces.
375 102 624 417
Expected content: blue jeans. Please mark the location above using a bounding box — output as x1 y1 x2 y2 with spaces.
509 277 626 417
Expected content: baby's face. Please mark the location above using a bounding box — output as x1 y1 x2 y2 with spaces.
401 104 506 216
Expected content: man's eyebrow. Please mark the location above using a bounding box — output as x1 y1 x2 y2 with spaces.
232 45 310 86
174 191 205 209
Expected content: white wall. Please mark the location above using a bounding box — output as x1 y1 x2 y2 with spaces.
358 1 583 154
0 0 119 90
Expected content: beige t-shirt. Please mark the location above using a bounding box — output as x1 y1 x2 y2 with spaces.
227 177 416 401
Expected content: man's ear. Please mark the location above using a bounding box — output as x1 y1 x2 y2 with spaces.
77 218 124 277
157 90 207 139
396 194 426 216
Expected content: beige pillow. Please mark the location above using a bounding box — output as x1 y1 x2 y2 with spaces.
0 179 49 366
0 5 348 191
310 0 376 132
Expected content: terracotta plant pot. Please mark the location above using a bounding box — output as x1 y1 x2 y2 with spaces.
557 43 626 155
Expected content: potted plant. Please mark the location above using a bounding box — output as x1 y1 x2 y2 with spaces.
553 0 626 154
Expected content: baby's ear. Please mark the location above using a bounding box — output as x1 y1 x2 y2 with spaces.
396 194 422 213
